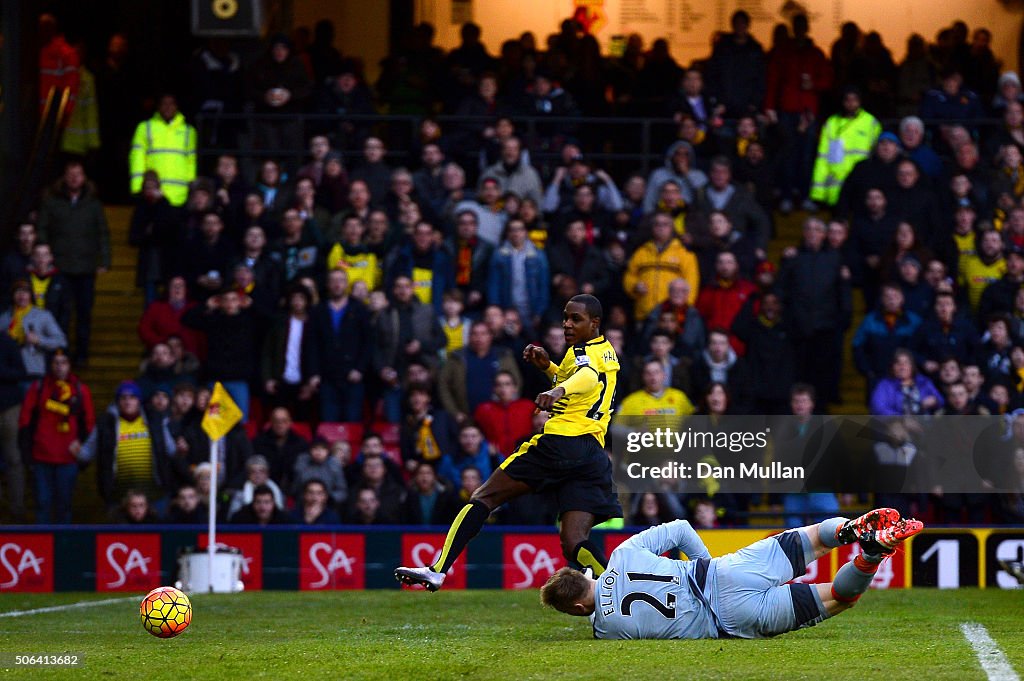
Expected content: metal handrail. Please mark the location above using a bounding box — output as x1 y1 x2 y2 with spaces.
195 110 1009 177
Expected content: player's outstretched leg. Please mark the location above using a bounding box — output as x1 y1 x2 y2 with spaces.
828 517 924 609
395 469 530 591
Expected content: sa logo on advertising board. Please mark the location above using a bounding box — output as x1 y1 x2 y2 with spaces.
198 533 263 590
0 534 54 592
95 534 161 592
503 534 565 589
299 534 365 590
400 533 466 589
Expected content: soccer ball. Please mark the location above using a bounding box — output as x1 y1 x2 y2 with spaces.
140 586 192 638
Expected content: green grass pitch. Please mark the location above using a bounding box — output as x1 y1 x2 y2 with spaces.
2 589 1022 680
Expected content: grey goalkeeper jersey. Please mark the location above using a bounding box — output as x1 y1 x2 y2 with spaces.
591 521 720 640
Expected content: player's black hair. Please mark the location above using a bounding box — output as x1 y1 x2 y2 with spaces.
568 294 602 320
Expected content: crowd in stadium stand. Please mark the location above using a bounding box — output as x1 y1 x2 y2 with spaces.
7 10 1024 527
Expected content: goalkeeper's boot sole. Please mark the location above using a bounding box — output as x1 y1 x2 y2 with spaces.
834 508 902 546
857 518 924 557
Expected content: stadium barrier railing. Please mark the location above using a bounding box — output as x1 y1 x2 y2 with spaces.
195 112 1006 178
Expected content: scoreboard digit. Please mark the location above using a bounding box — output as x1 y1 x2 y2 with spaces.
911 532 979 588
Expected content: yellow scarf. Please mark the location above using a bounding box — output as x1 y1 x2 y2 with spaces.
415 415 441 462
1005 165 1024 198
737 137 753 158
8 305 30 345
994 207 1007 232
656 199 687 236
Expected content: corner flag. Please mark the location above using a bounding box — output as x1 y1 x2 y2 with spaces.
202 382 243 441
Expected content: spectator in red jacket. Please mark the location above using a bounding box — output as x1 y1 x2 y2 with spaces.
19 351 95 523
473 370 534 457
695 251 757 354
763 13 833 211
137 276 204 356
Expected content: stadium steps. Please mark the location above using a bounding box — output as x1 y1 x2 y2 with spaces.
71 204 144 522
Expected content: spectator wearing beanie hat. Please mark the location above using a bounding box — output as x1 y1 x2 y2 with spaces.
80 379 178 512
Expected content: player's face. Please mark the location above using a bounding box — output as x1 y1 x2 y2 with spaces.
562 301 599 345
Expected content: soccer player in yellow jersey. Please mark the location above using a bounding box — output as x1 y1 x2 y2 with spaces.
396 294 621 590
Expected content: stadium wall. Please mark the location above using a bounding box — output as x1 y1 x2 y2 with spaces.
0 527 1021 592
419 0 1023 80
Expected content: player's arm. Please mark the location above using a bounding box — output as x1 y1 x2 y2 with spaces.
535 365 598 410
618 520 712 560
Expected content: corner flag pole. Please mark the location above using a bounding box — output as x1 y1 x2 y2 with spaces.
207 437 218 593
200 382 242 594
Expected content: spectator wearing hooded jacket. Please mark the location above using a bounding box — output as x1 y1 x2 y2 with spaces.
643 140 708 213
480 137 543 205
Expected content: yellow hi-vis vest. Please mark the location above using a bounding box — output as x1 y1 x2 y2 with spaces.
809 108 881 206
129 112 197 206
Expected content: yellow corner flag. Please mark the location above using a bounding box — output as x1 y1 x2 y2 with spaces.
202 382 243 441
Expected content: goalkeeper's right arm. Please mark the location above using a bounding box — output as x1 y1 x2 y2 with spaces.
617 520 712 561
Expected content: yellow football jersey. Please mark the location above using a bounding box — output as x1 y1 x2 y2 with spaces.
617 387 695 430
543 335 619 447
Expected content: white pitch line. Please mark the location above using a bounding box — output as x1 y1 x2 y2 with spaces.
0 596 137 618
960 622 1020 681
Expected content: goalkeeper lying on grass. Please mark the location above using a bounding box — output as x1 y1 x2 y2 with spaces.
541 508 922 639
